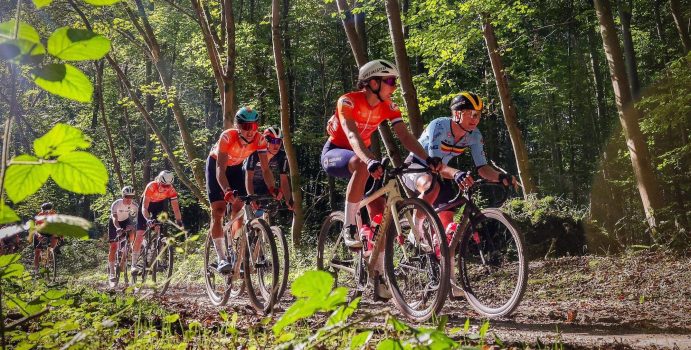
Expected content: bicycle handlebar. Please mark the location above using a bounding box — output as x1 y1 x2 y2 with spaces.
436 179 511 212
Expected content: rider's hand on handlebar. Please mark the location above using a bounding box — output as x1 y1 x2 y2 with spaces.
270 187 283 201
146 219 156 228
115 227 124 234
426 156 443 172
286 197 294 211
498 173 519 190
454 171 474 191
223 189 235 203
367 159 384 179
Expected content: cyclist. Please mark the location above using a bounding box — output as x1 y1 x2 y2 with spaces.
206 107 277 273
32 202 58 275
320 59 442 299
132 170 184 274
243 126 293 211
108 186 138 282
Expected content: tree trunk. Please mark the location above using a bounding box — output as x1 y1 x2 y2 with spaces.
617 0 641 99
670 0 691 54
593 0 663 236
271 0 305 246
95 61 124 189
586 24 606 141
385 0 423 137
481 16 537 197
122 106 138 188
222 0 236 129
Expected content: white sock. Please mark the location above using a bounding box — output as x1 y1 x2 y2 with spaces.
213 238 227 261
344 201 359 228
131 251 139 265
108 261 116 274
374 251 385 275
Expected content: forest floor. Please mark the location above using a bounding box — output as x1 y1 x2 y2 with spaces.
90 250 691 349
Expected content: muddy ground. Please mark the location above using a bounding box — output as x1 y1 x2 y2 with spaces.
97 251 691 349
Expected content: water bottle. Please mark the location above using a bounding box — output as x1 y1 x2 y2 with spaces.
445 222 458 245
360 214 383 257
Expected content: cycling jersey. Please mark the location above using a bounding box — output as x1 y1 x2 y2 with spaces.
326 91 403 149
209 129 267 166
407 117 487 168
110 199 138 222
143 181 178 203
35 210 56 226
243 149 288 190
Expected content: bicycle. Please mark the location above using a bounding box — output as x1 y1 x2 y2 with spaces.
108 226 135 288
203 194 279 314
438 178 528 318
34 235 57 282
131 220 174 295
317 160 450 322
255 202 290 303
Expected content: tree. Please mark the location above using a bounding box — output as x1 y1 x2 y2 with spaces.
593 0 663 235
669 0 691 54
617 0 641 99
271 0 304 245
482 15 537 197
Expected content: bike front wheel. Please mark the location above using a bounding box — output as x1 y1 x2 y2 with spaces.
457 208 528 318
385 198 450 322
149 237 174 296
271 226 290 303
244 219 279 314
316 211 364 301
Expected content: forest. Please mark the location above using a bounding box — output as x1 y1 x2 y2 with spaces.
0 0 689 348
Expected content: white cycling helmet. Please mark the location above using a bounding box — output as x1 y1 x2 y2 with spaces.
157 170 174 185
358 59 400 81
121 185 135 197
263 126 283 139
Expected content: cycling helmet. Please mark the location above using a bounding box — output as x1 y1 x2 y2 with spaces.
358 59 400 81
263 126 283 139
41 202 53 211
450 92 483 111
235 107 259 123
157 170 174 185
121 185 135 197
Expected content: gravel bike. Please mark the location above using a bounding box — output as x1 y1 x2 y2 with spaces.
108 226 135 288
131 220 174 295
203 194 279 314
317 160 450 322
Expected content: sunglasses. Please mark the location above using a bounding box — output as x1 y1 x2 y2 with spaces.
266 137 282 145
381 77 397 86
238 122 258 131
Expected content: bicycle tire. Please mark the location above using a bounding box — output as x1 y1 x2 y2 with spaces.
316 211 363 301
271 226 290 302
132 241 148 286
244 218 279 314
150 236 174 296
42 248 57 283
385 198 450 322
203 234 232 306
458 208 527 317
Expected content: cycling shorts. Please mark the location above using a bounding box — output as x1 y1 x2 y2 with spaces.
108 218 133 242
321 141 357 179
136 199 168 231
206 155 247 203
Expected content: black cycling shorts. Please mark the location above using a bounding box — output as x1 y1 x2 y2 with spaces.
108 219 133 242
206 155 247 203
136 199 168 231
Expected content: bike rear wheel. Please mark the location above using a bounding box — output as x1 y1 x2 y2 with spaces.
316 211 363 301
41 248 57 283
244 219 279 313
458 208 527 317
271 226 290 302
203 234 236 306
385 198 449 322
150 237 174 296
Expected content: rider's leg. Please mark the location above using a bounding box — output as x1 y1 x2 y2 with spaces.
33 248 41 273
414 174 440 244
108 242 118 275
210 200 228 261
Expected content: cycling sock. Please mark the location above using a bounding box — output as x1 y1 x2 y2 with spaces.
344 201 359 229
131 251 139 266
213 238 227 261
108 261 116 275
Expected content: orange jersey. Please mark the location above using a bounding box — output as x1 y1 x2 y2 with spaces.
209 129 267 166
327 91 403 149
144 181 178 202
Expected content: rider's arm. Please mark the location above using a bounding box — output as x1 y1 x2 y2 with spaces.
170 197 182 222
243 153 257 195
478 165 501 181
216 151 232 192
392 122 429 162
280 174 291 201
110 201 121 229
342 117 377 162
258 152 276 193
142 196 152 221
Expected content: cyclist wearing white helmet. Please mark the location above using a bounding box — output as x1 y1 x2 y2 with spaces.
132 170 184 274
107 186 138 282
320 59 442 299
206 107 278 273
243 126 293 210
32 202 58 275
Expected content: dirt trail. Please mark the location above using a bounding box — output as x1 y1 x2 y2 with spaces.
98 252 691 349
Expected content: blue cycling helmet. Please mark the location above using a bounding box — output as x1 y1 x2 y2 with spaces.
235 107 259 123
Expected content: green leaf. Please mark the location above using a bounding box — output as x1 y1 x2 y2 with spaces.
290 270 334 298
32 0 53 8
34 123 91 158
276 332 295 343
32 63 93 102
47 27 110 61
0 20 41 45
350 330 373 350
43 290 67 300
376 339 404 350
51 151 108 195
0 204 20 224
4 154 51 203
0 21 45 58
82 0 122 5
0 254 20 268
326 297 359 326
164 314 180 323
37 214 91 239
1 263 25 279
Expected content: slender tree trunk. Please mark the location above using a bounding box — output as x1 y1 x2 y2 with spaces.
122 106 138 188
95 61 124 189
670 0 691 54
617 0 641 99
652 0 665 41
385 0 423 137
222 0 236 128
594 0 663 236
482 16 537 196
271 0 305 246
586 24 607 141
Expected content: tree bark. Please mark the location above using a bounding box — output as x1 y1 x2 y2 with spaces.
617 0 641 99
593 0 663 235
586 24 606 140
482 16 537 197
121 105 138 188
222 0 236 129
385 0 423 137
271 0 305 246
95 61 124 189
670 0 691 54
